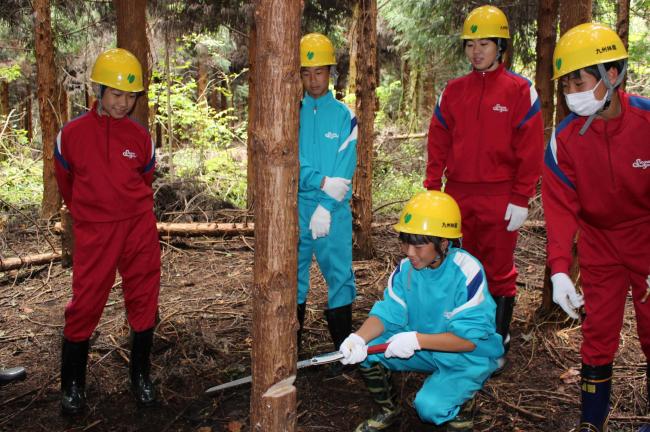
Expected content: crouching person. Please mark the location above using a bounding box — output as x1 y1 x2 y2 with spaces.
54 48 160 415
339 191 504 431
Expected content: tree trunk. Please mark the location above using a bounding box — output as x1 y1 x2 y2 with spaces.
249 0 301 430
543 0 591 315
85 84 96 110
616 0 630 91
60 205 74 268
33 0 61 218
23 83 33 142
0 81 8 116
114 0 150 127
196 42 208 103
555 0 592 124
421 69 435 119
535 0 559 143
347 2 360 98
246 23 257 210
398 58 410 123
351 0 377 259
58 82 69 124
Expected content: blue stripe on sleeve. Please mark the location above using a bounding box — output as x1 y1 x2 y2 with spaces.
517 98 541 128
629 95 650 111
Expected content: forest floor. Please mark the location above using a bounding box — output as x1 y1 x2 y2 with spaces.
0 200 647 432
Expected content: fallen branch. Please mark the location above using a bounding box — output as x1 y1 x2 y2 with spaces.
0 251 62 272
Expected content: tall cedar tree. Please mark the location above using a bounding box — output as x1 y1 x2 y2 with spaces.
249 0 302 430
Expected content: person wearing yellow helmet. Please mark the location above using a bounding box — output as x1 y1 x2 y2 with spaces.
296 33 359 365
542 23 650 432
424 5 544 373
339 191 503 431
54 48 160 415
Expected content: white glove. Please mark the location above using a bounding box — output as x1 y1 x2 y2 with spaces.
504 203 528 232
385 331 421 359
551 273 585 319
309 205 331 239
339 333 368 365
322 177 351 202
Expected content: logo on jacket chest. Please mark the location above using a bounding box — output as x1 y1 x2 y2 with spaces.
324 131 339 140
122 149 138 159
632 159 650 170
492 103 509 113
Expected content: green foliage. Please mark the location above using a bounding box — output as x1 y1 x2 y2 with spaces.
171 147 247 209
375 78 403 128
0 64 21 83
0 126 42 207
372 140 425 215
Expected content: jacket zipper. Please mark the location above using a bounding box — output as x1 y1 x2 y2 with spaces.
604 123 616 188
477 72 486 119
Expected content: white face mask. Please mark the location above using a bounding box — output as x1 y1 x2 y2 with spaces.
564 80 607 116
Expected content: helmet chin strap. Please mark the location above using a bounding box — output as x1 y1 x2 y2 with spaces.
579 60 628 135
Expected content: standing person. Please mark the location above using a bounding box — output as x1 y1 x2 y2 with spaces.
543 23 650 432
340 191 503 431
54 48 160 415
297 33 358 356
423 5 544 367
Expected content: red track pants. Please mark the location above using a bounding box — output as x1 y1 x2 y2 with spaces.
578 220 650 366
447 189 519 298
64 211 160 342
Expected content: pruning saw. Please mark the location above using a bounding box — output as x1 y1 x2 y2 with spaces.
205 343 388 395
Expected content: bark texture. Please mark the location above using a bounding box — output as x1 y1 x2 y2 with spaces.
249 0 301 430
351 0 377 259
114 0 150 127
33 0 61 218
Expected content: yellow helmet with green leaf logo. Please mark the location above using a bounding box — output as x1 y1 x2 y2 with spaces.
552 22 628 80
91 48 144 92
300 33 336 67
394 191 462 239
461 5 510 40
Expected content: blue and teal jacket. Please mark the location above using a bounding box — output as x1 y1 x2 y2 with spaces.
299 91 357 212
370 248 504 359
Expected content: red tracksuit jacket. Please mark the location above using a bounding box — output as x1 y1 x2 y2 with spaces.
542 91 650 275
54 103 155 222
424 63 544 207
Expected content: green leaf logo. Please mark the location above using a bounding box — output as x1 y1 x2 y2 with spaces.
471 24 478 33
404 213 412 224
307 51 315 60
127 73 136 83
555 58 562 71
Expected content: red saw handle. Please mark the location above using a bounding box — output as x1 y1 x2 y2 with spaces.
367 343 389 354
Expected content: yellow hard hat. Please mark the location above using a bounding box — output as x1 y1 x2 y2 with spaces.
394 191 462 239
90 48 144 92
552 22 628 80
461 5 510 39
300 33 336 67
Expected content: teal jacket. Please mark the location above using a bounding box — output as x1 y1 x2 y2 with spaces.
370 249 504 359
299 91 357 212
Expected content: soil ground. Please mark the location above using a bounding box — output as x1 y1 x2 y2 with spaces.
0 207 647 432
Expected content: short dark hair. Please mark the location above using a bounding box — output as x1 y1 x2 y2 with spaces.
567 60 624 81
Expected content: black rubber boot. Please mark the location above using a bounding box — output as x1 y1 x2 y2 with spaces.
324 304 352 352
61 338 89 416
354 363 402 431
493 296 515 374
297 303 307 352
0 367 26 386
578 363 612 432
130 328 156 407
324 304 353 376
